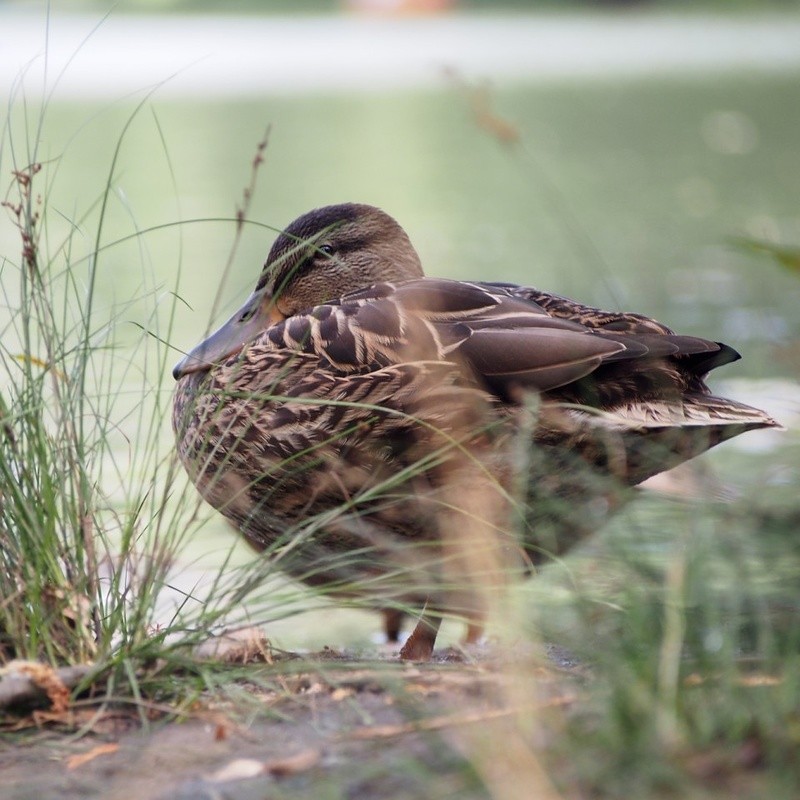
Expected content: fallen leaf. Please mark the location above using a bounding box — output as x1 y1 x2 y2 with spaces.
214 723 229 741
265 749 321 777
683 672 782 688
739 674 782 687
209 758 265 783
66 743 119 770
10 661 70 715
194 626 272 663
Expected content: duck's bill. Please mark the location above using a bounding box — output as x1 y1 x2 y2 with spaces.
172 289 282 379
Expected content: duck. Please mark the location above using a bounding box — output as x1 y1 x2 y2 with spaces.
172 203 779 660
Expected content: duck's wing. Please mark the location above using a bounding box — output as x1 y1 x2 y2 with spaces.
387 279 747 397
483 281 675 335
385 279 635 393
488 282 742 377
262 278 628 392
261 278 735 402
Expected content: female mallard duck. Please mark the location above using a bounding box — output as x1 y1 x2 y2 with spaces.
173 203 779 659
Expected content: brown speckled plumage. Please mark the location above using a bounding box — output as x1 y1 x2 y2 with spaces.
173 203 779 659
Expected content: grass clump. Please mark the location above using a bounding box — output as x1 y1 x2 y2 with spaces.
0 94 292 717
0 132 164 670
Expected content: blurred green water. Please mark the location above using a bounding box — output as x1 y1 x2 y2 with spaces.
9 71 798 381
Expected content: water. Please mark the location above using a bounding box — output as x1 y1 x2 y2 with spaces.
9 76 798 370
3 11 800 97
3 9 800 351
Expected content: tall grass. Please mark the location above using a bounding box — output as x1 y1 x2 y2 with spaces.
0 90 314 708
0 105 177 671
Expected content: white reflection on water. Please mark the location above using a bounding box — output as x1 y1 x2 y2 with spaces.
716 377 799 452
2 12 800 99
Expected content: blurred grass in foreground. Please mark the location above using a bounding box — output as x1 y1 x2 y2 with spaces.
522 475 800 798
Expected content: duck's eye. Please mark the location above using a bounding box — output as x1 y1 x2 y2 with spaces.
318 244 335 257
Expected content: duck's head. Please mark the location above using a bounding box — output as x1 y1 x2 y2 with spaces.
173 203 423 378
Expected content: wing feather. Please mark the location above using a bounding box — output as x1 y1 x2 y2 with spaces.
260 277 746 409
455 328 625 391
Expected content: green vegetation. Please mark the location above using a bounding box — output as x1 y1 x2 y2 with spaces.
0 97 321 708
525 482 800 797
0 98 204 681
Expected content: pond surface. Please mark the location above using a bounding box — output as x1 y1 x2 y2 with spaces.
4 10 800 96
3 11 799 365
15 73 799 372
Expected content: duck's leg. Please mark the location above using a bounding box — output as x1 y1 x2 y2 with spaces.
463 615 484 646
381 608 404 644
399 605 441 661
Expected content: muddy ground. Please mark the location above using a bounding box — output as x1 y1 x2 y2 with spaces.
0 646 581 800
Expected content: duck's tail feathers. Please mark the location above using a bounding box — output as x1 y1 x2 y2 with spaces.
581 394 782 433
681 393 782 432
557 393 782 486
593 395 781 486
